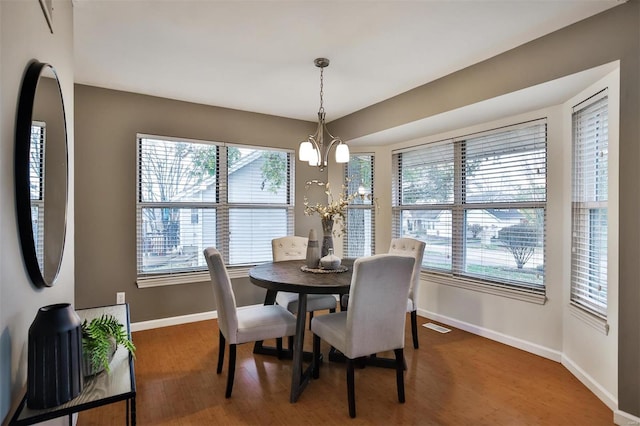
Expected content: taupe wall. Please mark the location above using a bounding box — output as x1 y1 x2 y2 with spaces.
74 85 325 322
73 0 640 418
331 1 640 418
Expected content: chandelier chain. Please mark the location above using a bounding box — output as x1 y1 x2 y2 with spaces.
319 66 324 114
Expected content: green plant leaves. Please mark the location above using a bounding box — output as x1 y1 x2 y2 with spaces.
81 314 136 373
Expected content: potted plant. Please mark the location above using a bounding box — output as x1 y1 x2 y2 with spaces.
81 314 136 376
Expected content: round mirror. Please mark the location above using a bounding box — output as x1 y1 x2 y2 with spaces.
15 61 68 287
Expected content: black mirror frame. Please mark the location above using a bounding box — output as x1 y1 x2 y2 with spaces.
15 60 68 288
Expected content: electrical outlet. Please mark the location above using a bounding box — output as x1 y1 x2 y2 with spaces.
116 292 125 304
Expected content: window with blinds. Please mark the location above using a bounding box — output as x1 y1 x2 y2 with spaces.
31 122 46 271
343 154 375 257
136 135 294 277
392 119 547 295
571 92 608 318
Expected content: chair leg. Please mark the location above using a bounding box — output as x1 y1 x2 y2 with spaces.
217 331 225 374
347 358 356 418
312 334 321 379
276 337 283 359
308 311 314 330
341 295 349 311
288 335 294 352
394 348 405 403
411 310 419 349
225 344 237 398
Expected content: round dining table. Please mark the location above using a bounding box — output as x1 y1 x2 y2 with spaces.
249 258 354 403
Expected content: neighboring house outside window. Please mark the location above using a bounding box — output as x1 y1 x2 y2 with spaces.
571 92 608 319
392 120 547 299
343 153 375 257
136 135 293 279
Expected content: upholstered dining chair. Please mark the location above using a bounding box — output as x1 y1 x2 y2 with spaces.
204 247 297 398
311 254 415 418
272 236 337 328
388 237 426 349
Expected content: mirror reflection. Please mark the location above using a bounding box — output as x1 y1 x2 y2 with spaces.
16 61 68 287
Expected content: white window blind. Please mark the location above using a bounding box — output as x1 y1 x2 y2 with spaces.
226 145 294 265
30 122 46 271
393 119 547 295
136 135 294 278
571 92 608 319
343 154 375 257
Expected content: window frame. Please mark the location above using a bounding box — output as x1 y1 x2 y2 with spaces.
392 119 547 304
135 134 294 287
570 91 609 321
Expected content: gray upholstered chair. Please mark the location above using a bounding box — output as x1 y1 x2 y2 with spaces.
272 236 337 327
204 247 297 398
311 254 415 418
388 237 426 349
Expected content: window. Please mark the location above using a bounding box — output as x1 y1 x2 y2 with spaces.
31 122 46 270
343 154 375 257
392 120 547 298
136 135 293 278
571 92 608 319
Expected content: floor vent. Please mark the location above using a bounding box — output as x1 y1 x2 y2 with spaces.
423 322 451 333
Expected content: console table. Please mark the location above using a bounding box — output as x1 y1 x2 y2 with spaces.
9 303 136 425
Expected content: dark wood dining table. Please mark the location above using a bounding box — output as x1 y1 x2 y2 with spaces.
249 258 354 403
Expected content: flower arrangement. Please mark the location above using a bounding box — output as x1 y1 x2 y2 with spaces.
303 181 357 237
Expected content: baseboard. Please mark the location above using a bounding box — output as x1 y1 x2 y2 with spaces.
561 354 617 412
131 310 218 332
420 308 563 362
615 410 640 425
130 304 266 332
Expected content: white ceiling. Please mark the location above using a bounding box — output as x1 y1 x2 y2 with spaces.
73 0 620 127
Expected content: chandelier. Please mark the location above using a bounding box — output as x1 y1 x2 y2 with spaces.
298 58 349 171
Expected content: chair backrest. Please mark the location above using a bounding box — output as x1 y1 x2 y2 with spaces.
345 254 415 359
388 238 426 305
204 247 238 343
272 236 308 262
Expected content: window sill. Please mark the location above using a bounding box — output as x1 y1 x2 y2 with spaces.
568 303 609 335
423 271 547 305
136 266 252 288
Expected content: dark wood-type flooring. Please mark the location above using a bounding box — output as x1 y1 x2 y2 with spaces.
79 313 613 425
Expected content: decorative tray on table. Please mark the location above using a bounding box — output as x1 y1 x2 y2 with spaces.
300 265 349 274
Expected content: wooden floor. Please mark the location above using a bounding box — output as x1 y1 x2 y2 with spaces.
79 314 613 425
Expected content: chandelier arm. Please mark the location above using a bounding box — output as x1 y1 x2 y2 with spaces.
322 136 342 166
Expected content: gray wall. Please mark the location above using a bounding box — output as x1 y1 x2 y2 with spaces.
74 85 326 321
330 1 640 418
1 1 75 423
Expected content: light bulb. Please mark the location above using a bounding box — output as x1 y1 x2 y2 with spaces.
299 141 312 161
335 143 350 163
308 148 319 166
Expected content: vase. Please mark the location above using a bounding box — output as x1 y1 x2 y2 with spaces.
82 338 117 377
320 248 341 270
321 217 334 257
305 228 321 268
27 303 84 409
